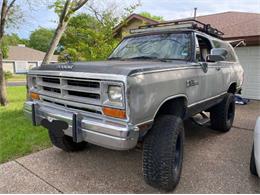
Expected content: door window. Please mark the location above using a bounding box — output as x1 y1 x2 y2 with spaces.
195 35 213 62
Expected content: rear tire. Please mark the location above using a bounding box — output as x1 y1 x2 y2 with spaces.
143 115 184 191
250 145 258 176
48 130 86 152
210 93 235 132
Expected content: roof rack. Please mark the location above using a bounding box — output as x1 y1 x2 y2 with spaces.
130 19 224 38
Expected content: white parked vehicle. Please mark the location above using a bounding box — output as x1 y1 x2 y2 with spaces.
250 116 260 177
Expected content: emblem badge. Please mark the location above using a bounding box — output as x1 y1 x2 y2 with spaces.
58 64 74 71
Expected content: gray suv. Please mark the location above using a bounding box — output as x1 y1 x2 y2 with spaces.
24 20 244 191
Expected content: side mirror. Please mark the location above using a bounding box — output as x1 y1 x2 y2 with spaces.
207 48 228 62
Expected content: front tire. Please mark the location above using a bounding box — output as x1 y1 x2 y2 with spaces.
210 93 235 132
250 145 258 176
143 115 184 191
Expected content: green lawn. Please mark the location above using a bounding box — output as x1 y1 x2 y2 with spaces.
0 86 51 163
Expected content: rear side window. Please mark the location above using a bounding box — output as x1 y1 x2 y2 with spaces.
212 40 237 62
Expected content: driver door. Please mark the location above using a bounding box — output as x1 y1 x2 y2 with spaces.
193 34 224 101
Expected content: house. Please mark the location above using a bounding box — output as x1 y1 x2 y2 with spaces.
114 12 260 100
3 44 58 74
113 13 159 38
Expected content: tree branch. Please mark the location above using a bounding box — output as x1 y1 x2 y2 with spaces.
6 0 16 14
71 0 88 12
59 0 71 23
88 4 104 25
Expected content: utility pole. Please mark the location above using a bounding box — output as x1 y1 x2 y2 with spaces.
194 7 197 19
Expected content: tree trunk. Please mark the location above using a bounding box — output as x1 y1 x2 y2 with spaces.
0 0 8 106
42 21 68 64
0 45 7 106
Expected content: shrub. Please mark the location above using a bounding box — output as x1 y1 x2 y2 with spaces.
4 71 13 80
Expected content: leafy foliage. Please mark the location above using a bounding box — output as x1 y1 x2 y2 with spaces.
139 12 164 21
59 13 119 61
28 28 54 52
58 1 141 62
4 71 13 80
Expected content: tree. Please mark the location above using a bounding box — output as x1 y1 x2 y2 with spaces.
59 13 118 61
43 0 89 64
139 11 164 21
29 28 54 52
0 0 18 106
58 1 140 62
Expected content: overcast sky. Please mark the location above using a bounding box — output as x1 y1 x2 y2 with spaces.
9 0 260 39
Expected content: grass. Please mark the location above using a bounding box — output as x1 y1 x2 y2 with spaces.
8 74 26 81
0 86 51 163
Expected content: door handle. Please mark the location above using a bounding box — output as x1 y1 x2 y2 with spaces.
216 67 221 71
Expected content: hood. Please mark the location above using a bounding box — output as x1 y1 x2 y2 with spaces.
34 60 188 76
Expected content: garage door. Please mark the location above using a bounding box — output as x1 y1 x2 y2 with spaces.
3 62 15 73
235 46 260 100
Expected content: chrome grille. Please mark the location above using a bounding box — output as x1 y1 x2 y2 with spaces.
41 96 103 116
36 76 102 106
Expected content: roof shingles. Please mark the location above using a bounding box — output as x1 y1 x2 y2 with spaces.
5 46 58 62
196 11 260 38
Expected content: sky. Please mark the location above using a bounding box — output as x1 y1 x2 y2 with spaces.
8 0 260 39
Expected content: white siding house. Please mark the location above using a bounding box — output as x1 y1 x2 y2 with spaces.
3 44 58 74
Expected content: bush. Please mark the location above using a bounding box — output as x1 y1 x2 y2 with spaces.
4 71 13 80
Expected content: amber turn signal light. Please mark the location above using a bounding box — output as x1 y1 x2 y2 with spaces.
30 92 40 100
103 107 126 119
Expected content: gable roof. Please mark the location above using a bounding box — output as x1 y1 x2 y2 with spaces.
195 11 260 39
113 13 159 35
5 45 58 62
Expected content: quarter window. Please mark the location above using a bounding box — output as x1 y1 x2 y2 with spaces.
212 40 237 62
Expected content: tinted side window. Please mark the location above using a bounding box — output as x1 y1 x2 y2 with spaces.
212 40 237 62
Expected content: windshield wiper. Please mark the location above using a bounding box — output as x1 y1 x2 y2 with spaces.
126 56 170 62
108 57 124 60
109 56 176 62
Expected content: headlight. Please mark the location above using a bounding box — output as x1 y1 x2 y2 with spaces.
102 82 125 108
108 85 123 102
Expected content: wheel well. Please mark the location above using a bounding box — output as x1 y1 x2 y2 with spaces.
155 97 188 119
228 83 237 94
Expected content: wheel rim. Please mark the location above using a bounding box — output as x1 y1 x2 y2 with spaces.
174 134 182 173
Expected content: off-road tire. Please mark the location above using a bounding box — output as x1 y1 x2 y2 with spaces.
143 115 184 191
210 93 235 132
48 131 86 152
250 145 258 176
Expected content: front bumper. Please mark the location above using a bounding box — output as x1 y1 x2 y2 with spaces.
24 101 139 150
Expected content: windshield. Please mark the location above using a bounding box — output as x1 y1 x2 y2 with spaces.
109 33 191 61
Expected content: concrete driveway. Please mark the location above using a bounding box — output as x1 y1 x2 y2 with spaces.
1 101 260 193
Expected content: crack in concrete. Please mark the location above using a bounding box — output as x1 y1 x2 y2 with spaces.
14 160 63 194
232 126 254 131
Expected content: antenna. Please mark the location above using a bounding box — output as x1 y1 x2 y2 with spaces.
194 8 197 19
